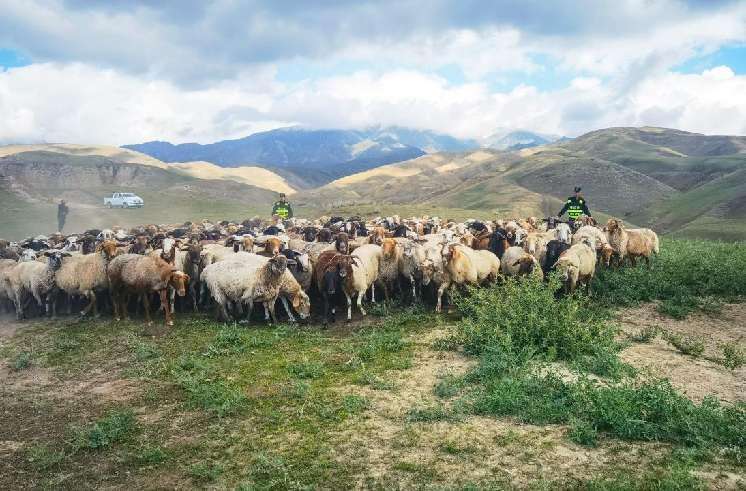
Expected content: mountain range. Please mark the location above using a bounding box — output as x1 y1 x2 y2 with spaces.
2 126 745 240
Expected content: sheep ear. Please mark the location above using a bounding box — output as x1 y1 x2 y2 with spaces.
292 295 301 308
62 253 72 257
512 260 521 266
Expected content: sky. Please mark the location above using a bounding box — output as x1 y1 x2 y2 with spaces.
1 0 745 145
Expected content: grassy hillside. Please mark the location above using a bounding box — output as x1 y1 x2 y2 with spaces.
0 152 277 239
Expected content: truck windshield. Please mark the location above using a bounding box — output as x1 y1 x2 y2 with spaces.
121 193 135 197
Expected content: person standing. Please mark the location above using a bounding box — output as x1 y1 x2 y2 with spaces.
557 186 591 226
57 199 69 232
271 193 293 219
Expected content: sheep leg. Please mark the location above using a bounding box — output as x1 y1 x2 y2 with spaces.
81 290 96 317
357 291 367 317
142 293 152 325
409 275 416 303
169 286 176 316
280 296 296 323
436 283 447 313
370 282 376 303
13 291 24 320
344 291 352 321
160 289 173 326
265 299 277 325
322 292 330 325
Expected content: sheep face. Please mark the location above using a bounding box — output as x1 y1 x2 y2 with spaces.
420 259 435 286
99 240 119 259
20 249 37 262
381 239 397 259
169 271 190 297
265 238 283 255
43 250 71 270
600 244 614 267
512 256 535 275
291 291 311 320
606 219 622 233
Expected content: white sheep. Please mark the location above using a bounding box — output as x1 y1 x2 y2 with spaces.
501 246 542 278
345 244 382 318
8 251 70 319
55 240 119 316
554 242 597 293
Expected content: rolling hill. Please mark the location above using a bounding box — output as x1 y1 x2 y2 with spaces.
305 127 746 239
2 126 745 240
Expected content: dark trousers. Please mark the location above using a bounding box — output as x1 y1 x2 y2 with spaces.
58 215 66 232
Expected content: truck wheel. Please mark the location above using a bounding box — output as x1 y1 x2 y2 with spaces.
108 203 112 208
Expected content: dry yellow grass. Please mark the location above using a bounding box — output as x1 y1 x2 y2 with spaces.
0 144 167 168
170 161 295 194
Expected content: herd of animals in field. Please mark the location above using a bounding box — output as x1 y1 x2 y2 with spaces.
0 214 660 326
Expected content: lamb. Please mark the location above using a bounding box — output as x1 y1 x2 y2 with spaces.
554 242 597 294
55 240 119 316
8 251 70 319
108 253 190 326
201 255 288 323
500 246 542 278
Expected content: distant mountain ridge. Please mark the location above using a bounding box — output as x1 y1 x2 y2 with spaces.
124 126 477 173
481 130 565 150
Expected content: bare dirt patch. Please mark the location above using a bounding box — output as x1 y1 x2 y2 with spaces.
618 304 745 403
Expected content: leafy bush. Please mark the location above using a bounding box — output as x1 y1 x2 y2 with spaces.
287 360 325 379
455 276 616 364
628 326 659 343
73 409 137 450
474 374 745 448
720 342 745 370
12 351 31 371
593 238 746 313
664 332 706 358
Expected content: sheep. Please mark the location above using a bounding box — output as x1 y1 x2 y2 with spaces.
55 240 119 316
554 242 597 294
230 253 310 323
315 251 357 324
378 238 402 300
543 240 571 276
573 225 614 267
625 228 660 267
172 242 203 312
344 244 383 318
108 253 190 326
398 239 426 302
442 243 500 286
604 219 628 268
9 251 70 319
281 249 313 292
419 241 452 313
201 255 288 323
500 246 542 278
0 259 17 312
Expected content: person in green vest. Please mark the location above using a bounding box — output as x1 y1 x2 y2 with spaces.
271 193 293 219
557 186 592 225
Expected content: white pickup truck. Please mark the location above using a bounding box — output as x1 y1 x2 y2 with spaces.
104 192 144 208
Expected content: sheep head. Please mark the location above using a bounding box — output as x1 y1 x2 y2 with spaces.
169 271 190 297
600 244 614 267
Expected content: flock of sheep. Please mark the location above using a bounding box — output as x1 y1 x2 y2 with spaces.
0 214 659 326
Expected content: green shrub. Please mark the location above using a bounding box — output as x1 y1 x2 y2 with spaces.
664 332 706 358
628 326 659 343
473 374 745 448
720 342 745 370
455 276 616 364
287 359 325 379
26 444 65 470
73 409 137 450
568 418 598 447
12 351 31 371
593 238 746 314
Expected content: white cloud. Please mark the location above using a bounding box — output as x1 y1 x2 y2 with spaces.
2 62 745 146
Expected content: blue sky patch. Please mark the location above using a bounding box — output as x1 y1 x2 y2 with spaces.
0 48 30 69
675 44 746 75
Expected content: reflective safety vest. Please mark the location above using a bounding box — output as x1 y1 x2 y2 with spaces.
273 201 290 218
567 199 585 219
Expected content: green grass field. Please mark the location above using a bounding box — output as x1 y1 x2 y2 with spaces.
1 238 743 489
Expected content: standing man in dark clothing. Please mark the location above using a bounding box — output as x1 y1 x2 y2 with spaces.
57 200 69 232
271 193 293 219
557 187 591 226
